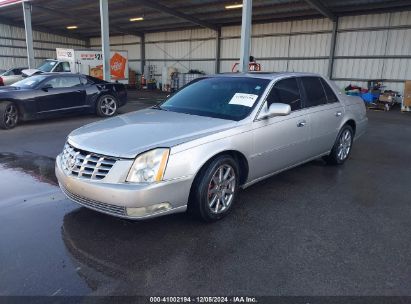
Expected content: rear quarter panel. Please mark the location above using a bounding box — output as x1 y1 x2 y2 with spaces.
328 80 368 139
339 93 368 140
112 83 127 107
85 83 127 112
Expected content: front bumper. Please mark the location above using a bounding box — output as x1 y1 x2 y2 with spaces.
55 154 192 219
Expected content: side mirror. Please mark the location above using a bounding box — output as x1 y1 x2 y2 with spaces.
260 103 291 119
41 84 53 91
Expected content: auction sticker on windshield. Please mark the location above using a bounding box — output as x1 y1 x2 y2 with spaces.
228 93 258 107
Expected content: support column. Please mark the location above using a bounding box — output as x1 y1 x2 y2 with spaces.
140 34 145 75
215 27 221 74
99 0 110 81
239 0 252 73
22 1 34 69
328 17 338 79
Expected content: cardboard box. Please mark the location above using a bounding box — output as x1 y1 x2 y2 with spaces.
404 81 411 107
379 94 393 102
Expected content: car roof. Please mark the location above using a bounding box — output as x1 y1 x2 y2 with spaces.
37 72 85 77
208 72 323 80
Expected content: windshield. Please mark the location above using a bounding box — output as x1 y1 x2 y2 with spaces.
37 60 58 72
11 75 48 88
1 69 13 76
160 77 270 121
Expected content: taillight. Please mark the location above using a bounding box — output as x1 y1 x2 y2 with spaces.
0 77 3 86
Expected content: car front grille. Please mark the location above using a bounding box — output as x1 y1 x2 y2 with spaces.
61 142 117 180
60 183 126 217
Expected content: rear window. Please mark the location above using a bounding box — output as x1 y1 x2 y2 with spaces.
301 77 327 108
86 75 108 84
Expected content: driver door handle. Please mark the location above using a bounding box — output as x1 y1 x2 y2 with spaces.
297 120 307 127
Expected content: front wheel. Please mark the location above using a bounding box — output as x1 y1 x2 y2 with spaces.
0 101 19 129
96 95 118 117
324 125 354 165
188 155 239 222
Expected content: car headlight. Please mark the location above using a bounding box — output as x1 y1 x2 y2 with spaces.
126 148 170 183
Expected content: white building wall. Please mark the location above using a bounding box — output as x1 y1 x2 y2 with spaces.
144 28 217 82
0 23 86 70
334 12 411 92
90 11 409 92
220 18 333 75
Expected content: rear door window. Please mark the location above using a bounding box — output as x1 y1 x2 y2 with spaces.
60 76 81 87
266 77 302 111
300 77 328 108
320 78 339 103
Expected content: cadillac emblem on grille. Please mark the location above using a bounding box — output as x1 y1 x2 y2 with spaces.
61 142 117 180
66 151 80 171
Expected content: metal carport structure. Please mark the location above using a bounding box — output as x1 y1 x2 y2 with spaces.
1 0 411 81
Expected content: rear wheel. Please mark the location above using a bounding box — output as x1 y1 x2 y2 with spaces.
188 155 239 222
0 101 18 129
96 95 118 117
324 125 354 165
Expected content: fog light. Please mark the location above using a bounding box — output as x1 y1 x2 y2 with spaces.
126 202 172 217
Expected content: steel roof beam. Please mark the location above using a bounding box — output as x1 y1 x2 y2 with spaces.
132 0 218 31
304 0 336 21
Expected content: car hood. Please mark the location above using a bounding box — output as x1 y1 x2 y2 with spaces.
0 86 20 91
22 69 41 77
68 109 237 158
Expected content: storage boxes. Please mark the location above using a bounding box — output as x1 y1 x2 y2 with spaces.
404 81 411 107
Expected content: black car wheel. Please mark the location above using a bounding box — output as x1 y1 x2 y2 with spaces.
188 155 239 222
0 101 18 129
96 95 118 117
324 125 354 165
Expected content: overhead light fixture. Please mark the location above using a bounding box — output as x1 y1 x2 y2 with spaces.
129 17 144 22
66 25 78 30
225 3 243 9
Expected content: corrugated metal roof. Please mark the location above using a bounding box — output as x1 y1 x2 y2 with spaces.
0 0 410 39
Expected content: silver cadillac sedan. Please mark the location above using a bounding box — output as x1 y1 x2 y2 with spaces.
56 73 367 222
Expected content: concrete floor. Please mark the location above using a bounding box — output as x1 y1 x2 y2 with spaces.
0 94 410 296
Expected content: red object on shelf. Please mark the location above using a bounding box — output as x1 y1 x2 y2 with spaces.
231 62 262 72
249 63 261 71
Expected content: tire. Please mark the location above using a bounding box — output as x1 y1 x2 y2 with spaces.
324 125 354 165
188 155 239 222
96 95 118 117
0 101 18 129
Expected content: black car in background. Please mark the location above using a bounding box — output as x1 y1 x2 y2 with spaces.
0 73 127 129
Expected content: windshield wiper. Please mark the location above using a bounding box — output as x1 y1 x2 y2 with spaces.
151 104 167 111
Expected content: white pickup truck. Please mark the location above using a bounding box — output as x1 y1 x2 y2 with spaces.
22 59 72 77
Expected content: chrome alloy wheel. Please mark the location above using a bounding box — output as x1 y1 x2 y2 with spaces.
337 129 352 161
4 104 18 128
207 164 236 214
100 97 117 116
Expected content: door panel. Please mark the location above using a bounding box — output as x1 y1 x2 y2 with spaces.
308 103 344 156
250 109 311 181
36 88 85 113
35 76 86 113
299 76 344 156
